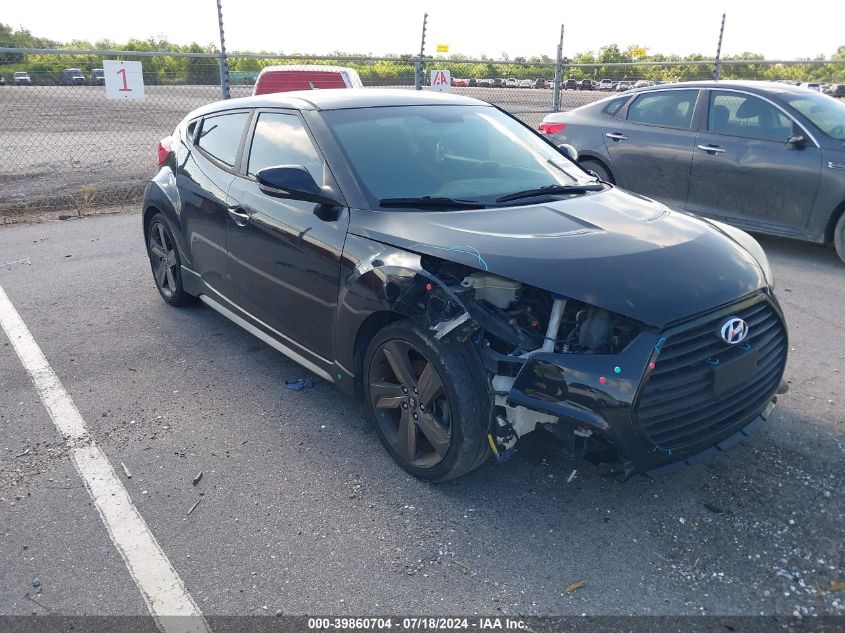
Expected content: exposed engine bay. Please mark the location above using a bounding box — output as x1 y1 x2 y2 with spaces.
417 256 642 462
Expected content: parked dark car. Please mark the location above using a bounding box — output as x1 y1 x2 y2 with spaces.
534 79 546 89
492 78 504 88
61 68 86 85
91 68 105 85
467 78 477 87
540 80 845 262
564 78 578 90
13 71 32 86
579 79 594 90
143 89 786 482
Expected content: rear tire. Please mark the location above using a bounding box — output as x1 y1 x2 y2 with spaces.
145 213 195 306
834 212 845 264
363 321 491 482
580 158 615 184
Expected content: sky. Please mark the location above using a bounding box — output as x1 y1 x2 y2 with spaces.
3 0 843 60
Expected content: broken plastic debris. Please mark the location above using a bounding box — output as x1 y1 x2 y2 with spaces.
285 378 314 391
187 499 202 516
566 469 577 483
120 462 131 479
563 580 586 594
432 312 471 340
192 471 203 486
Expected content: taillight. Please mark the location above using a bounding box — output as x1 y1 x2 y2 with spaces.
539 122 566 135
157 136 173 166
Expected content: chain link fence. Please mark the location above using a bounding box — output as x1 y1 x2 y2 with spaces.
1 47 843 216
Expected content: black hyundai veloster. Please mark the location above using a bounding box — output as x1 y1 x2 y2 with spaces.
143 89 787 481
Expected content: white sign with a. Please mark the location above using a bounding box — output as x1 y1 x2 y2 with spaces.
104 60 145 100
430 69 451 92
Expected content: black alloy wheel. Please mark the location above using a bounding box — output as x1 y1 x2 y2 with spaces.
368 338 453 469
146 213 194 306
363 321 491 482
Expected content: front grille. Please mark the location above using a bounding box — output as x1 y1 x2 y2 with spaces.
636 295 787 450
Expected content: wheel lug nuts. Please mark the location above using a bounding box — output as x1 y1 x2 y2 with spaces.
413 387 418 394
413 413 418 420
402 402 408 409
402 387 408 393
419 403 425 410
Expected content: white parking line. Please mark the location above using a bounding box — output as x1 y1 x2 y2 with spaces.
0 283 209 633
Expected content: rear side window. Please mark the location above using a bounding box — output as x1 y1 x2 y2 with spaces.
627 90 699 129
602 97 629 116
196 112 250 167
247 112 325 181
708 92 794 142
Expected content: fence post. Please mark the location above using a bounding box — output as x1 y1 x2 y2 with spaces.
416 12 428 90
216 0 231 99
714 12 726 81
553 24 564 111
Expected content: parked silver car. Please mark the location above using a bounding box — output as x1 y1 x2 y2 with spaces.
539 81 845 262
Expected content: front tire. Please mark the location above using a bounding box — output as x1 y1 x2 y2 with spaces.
363 321 491 482
834 212 845 264
579 158 615 184
145 213 195 306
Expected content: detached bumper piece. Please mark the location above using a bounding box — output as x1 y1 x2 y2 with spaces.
504 292 788 478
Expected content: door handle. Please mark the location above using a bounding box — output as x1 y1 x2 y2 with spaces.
697 144 726 154
605 132 628 141
227 206 250 226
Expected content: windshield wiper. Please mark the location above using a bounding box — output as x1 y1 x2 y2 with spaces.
379 196 488 209
495 183 603 203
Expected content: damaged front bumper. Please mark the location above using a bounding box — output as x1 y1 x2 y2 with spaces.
499 294 788 478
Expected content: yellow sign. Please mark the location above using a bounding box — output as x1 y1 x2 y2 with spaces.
436 44 449 53
631 47 647 58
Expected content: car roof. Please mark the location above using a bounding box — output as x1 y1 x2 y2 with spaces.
190 88 488 118
623 79 817 97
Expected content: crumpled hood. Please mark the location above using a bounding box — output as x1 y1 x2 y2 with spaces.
348 188 767 327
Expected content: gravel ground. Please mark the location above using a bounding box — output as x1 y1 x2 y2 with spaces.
0 84 604 213
0 211 842 619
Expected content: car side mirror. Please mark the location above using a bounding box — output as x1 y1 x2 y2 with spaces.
557 143 578 161
257 165 340 207
786 134 807 148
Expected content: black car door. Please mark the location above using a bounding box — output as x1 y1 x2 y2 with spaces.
225 109 349 361
178 110 251 293
602 89 701 209
686 89 821 232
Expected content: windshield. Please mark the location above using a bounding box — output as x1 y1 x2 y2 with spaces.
322 105 593 207
782 92 845 140
14 72 28 77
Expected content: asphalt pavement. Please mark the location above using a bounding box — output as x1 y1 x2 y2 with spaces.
0 210 843 618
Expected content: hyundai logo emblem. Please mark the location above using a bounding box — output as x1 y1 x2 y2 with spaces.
720 317 749 345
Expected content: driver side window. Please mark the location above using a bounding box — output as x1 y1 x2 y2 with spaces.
247 112 325 183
